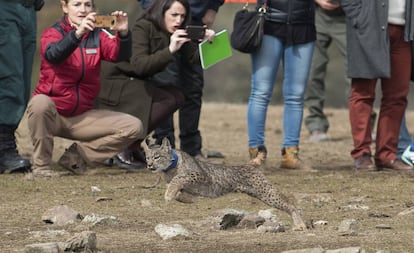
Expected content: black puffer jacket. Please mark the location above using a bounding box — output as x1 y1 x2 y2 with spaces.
258 0 315 24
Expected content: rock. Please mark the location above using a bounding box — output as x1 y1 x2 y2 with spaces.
257 209 279 222
397 206 414 216
325 246 366 253
154 224 191 240
313 220 328 226
256 221 285 233
29 230 66 238
63 231 97 252
95 196 112 202
25 242 61 253
375 224 392 229
210 208 247 230
41 205 82 226
338 219 358 236
82 213 119 226
238 214 265 229
281 247 324 253
340 204 369 211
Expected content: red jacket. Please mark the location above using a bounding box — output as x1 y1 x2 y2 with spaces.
33 16 131 117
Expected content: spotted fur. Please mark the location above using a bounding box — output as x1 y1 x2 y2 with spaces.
142 138 307 231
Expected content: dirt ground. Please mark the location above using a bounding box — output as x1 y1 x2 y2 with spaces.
2 103 414 253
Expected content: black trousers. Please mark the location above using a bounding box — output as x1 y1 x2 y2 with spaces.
153 61 204 156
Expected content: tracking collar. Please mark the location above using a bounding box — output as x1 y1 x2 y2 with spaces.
167 149 179 170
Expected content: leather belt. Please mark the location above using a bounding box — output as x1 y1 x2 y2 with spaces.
1 0 35 8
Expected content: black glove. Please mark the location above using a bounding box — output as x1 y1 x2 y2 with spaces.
34 0 44 11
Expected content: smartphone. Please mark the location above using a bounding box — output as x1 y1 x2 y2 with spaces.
95 15 116 28
185 25 206 40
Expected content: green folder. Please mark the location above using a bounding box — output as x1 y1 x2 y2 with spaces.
199 29 232 69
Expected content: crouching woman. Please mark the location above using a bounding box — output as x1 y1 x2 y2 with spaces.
27 0 144 177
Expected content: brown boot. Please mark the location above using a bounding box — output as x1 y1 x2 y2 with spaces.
248 145 267 165
58 143 87 175
280 146 312 171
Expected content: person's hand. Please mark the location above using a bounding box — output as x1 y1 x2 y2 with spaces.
74 12 97 39
315 0 340 11
202 9 217 28
169 29 191 53
204 28 215 43
111 11 128 37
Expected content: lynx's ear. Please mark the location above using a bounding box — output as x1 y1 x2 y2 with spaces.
161 137 172 152
141 138 150 153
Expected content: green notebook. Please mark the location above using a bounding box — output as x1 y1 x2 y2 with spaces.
199 29 232 69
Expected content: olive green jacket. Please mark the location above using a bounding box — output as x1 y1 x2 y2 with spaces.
95 18 200 133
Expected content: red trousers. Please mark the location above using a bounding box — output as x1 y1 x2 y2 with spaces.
349 24 411 164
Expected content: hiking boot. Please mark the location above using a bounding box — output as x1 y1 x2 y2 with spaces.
280 146 312 170
248 145 267 165
58 143 87 175
308 130 329 143
0 148 31 174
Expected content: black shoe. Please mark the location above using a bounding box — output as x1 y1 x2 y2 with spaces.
111 149 146 171
0 149 31 174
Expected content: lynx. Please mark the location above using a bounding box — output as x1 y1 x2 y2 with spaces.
142 138 307 231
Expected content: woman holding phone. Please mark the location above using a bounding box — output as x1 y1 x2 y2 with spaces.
26 0 144 177
96 0 215 169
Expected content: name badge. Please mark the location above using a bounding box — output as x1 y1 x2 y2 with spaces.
86 49 97 54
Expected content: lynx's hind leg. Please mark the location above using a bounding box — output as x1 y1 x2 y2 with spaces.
291 210 307 231
241 178 307 231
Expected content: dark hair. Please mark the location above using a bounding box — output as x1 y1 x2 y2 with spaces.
142 0 191 32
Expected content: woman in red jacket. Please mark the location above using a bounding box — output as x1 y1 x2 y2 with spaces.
26 0 144 178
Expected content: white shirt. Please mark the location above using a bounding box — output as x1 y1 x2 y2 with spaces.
388 0 406 25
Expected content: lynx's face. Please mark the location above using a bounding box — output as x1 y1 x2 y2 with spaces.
145 146 173 172
142 137 175 173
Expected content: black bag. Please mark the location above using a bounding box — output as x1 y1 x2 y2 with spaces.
230 3 267 54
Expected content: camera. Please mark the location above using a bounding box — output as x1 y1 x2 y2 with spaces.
95 15 117 28
185 25 206 40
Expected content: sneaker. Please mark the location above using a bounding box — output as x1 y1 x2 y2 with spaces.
58 143 87 175
401 146 414 166
308 130 329 143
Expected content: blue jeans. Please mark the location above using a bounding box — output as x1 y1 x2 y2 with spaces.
247 35 315 148
397 114 412 158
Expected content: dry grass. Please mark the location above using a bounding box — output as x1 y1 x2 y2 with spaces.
2 103 414 252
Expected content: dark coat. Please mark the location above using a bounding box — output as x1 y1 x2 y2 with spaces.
95 18 199 134
340 0 414 79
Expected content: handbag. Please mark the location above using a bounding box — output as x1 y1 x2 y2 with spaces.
230 1 267 54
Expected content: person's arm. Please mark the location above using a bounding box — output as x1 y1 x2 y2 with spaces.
117 31 132 61
42 28 81 64
129 21 175 77
202 0 224 27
